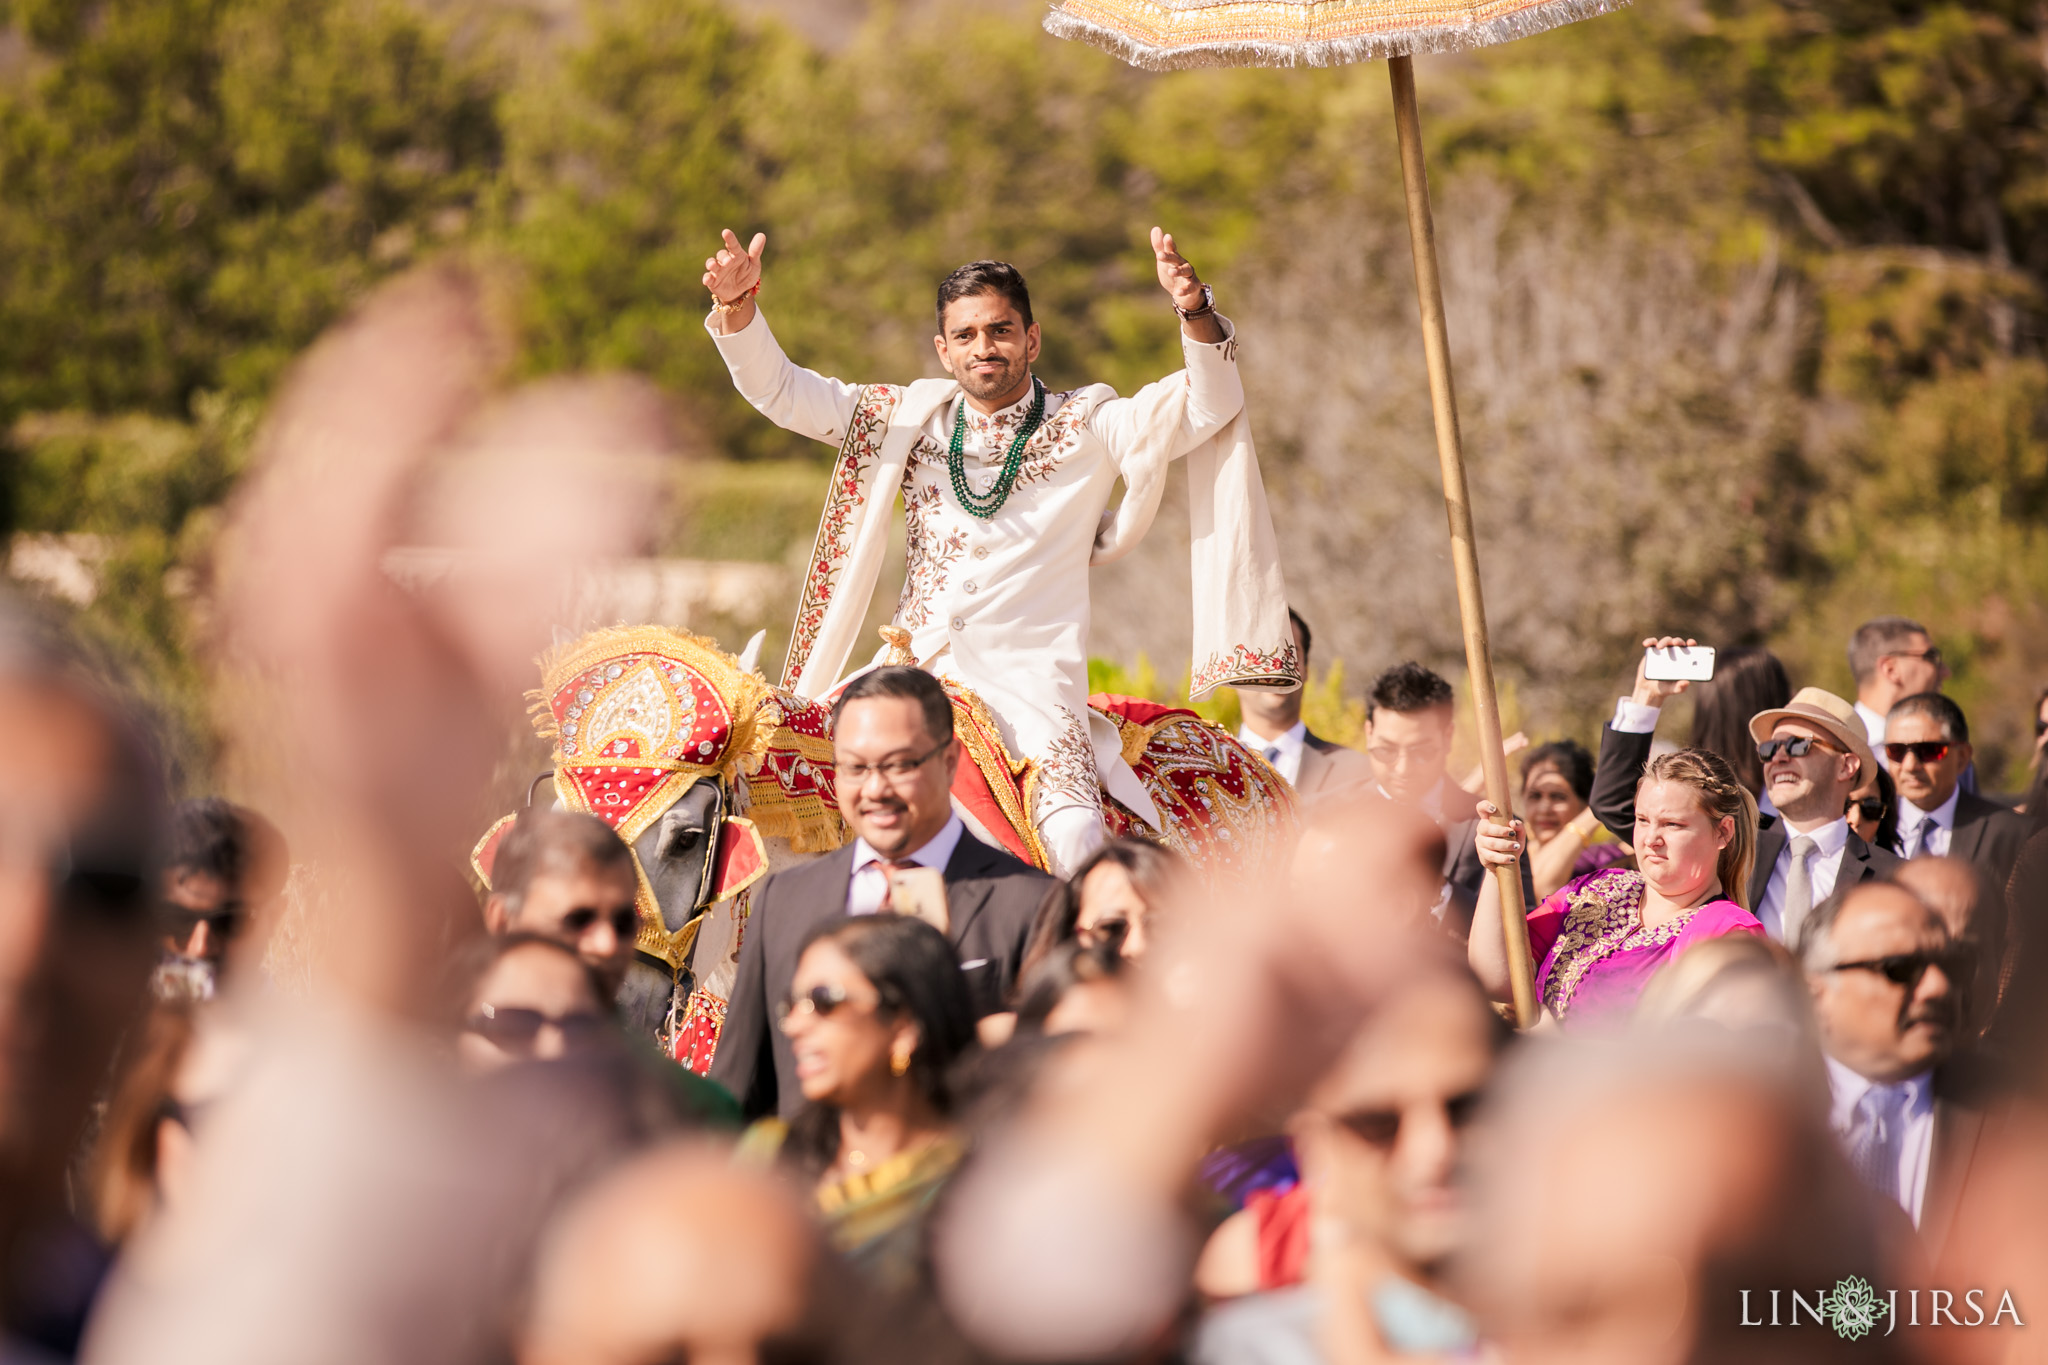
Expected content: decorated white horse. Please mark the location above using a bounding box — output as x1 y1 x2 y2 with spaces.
473 624 1297 1072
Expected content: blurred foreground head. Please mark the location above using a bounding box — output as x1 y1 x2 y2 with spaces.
0 603 167 1288
523 1144 832 1365
1292 972 1507 1280
1463 1036 1907 1364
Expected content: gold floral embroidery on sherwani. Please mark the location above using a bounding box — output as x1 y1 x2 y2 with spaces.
1540 871 1700 1019
1029 705 1105 823
896 470 965 630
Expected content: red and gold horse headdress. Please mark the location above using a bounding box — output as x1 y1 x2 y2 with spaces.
473 626 777 970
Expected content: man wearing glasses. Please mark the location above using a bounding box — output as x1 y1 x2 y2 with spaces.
1848 617 1949 751
1798 881 1995 1255
156 798 288 1003
711 666 1055 1119
1885 693 2026 890
1744 688 1902 944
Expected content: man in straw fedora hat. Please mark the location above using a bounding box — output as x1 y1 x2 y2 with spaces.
1590 638 1900 945
1744 686 1903 945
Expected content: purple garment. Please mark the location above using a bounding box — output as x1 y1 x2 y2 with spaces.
1527 868 1764 1028
1571 842 1630 879
1198 1134 1299 1209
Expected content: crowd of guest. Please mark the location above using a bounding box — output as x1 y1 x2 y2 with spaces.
7 588 2047 1365
5 290 2047 1365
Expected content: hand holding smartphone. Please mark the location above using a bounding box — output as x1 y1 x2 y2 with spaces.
1642 644 1716 682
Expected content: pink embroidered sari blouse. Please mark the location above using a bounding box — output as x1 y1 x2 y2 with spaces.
1526 868 1765 1027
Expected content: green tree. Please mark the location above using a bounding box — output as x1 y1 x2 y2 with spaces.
495 0 791 457
0 0 501 423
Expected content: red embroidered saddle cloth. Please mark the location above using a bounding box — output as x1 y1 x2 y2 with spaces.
949 690 1299 879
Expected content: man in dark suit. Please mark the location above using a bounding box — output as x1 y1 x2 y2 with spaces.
1233 609 1371 806
1798 881 2007 1261
710 666 1055 1120
1589 647 1899 940
1886 692 2027 892
1358 661 1531 936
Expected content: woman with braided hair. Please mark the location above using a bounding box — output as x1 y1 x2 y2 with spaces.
1469 748 1764 1029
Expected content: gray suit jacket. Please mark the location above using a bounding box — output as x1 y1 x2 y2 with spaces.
708 831 1055 1121
1294 730 1373 805
1433 777 1537 938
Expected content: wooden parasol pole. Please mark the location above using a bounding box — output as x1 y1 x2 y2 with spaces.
1387 55 1537 1027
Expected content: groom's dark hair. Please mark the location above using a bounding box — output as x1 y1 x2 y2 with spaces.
937 260 1033 331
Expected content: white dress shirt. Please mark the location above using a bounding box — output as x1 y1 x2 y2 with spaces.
1826 1055 1936 1226
1854 700 1888 750
1897 785 1961 860
1610 696 1663 734
846 815 965 916
1756 815 1850 942
1238 720 1307 785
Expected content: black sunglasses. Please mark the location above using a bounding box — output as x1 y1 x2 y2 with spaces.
776 983 879 1026
1333 1090 1484 1149
1885 647 1944 669
1847 795 1887 824
1758 735 1839 762
167 902 246 940
1829 951 1971 990
1076 917 1134 950
464 1003 608 1056
1884 740 1951 765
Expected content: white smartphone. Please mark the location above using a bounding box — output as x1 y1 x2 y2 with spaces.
1643 644 1716 682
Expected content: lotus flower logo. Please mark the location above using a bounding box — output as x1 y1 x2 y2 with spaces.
1825 1276 1884 1340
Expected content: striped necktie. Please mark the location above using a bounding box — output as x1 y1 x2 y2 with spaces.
1846 1085 1905 1209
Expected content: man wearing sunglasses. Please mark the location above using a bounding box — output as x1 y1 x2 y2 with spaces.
1194 973 1504 1361
1799 881 1999 1256
1885 692 2025 892
482 810 643 998
1742 687 1902 945
155 797 289 1003
712 666 1055 1120
1849 616 1949 751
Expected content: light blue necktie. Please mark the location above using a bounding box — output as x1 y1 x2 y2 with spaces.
1847 1086 1904 1209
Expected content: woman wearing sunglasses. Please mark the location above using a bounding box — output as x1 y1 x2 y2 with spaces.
456 934 615 1073
1844 763 1900 857
754 913 976 1295
1019 838 1189 981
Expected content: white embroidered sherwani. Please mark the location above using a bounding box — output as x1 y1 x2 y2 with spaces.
711 309 1297 872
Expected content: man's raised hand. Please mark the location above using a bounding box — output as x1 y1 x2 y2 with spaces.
1149 226 1206 312
703 229 766 304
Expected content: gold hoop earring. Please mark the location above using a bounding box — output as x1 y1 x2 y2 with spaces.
890 1049 911 1077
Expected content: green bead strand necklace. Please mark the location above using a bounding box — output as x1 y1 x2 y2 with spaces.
947 377 1046 519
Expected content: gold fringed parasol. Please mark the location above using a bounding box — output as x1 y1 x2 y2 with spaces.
1045 0 1624 70
1045 0 1624 1028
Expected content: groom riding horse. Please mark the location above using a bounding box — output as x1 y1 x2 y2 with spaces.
475 224 1304 1068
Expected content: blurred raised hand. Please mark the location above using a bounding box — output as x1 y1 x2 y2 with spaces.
215 262 667 1017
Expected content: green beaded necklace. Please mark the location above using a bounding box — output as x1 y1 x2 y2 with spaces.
947 377 1046 519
